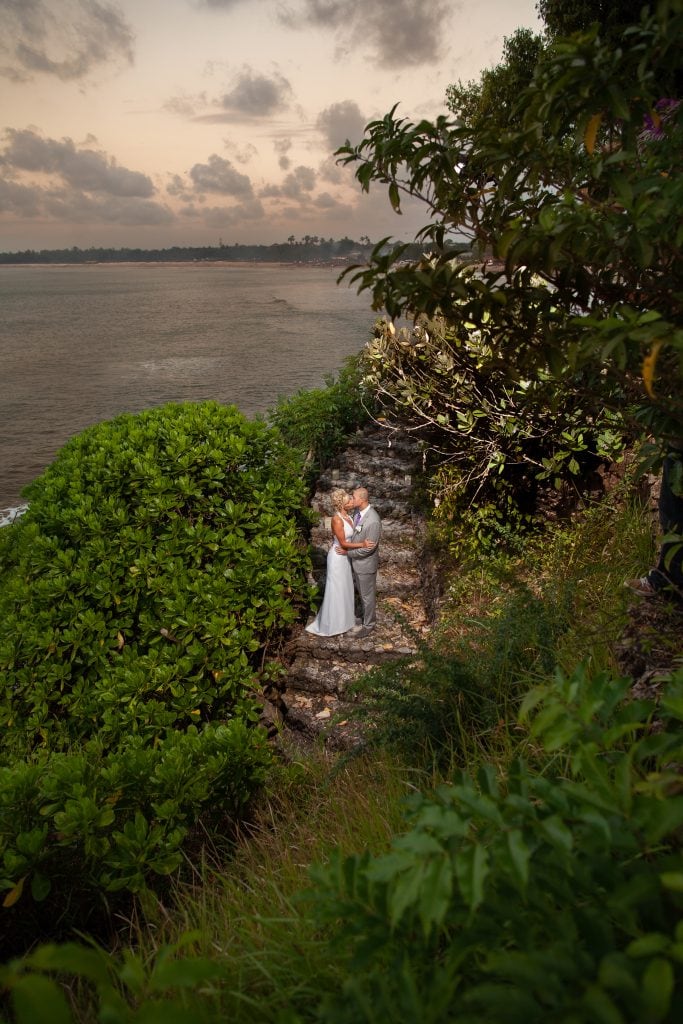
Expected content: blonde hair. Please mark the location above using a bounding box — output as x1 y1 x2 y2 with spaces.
329 488 349 514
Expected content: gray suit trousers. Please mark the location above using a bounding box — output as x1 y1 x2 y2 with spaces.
353 567 377 627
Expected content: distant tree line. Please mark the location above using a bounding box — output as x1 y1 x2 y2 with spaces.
0 236 454 266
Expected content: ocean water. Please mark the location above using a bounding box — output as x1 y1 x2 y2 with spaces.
0 262 376 517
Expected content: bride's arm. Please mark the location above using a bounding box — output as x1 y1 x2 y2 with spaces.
331 515 371 550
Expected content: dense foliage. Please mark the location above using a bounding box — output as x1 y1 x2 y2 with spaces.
363 313 626 547
445 27 544 132
308 666 683 1024
3 662 682 1023
339 1 682 455
268 353 375 481
0 402 311 930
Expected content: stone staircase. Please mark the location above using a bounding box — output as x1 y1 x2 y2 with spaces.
278 426 435 748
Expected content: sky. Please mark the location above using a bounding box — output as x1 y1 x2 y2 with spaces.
0 0 542 252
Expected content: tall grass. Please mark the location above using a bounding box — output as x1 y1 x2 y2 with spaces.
346 491 655 774
127 752 411 1023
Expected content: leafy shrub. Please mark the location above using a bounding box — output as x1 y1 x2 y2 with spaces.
0 934 222 1024
362 315 628 552
0 401 312 759
6 665 682 1022
0 721 270 909
306 664 683 1023
0 402 311 934
268 353 374 481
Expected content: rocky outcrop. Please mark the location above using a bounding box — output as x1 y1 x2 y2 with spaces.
278 426 437 749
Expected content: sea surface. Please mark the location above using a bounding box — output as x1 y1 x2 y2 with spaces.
0 262 377 518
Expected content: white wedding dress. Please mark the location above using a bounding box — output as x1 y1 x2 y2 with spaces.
305 516 356 636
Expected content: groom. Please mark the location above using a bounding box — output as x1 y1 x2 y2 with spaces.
342 486 382 637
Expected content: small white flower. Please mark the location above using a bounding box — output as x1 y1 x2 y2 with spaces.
354 526 362 534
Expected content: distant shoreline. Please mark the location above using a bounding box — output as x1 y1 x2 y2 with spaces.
0 259 353 270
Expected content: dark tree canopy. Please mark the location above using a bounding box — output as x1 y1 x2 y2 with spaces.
537 0 649 39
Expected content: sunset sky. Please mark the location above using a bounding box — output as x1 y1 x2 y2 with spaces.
1 0 542 252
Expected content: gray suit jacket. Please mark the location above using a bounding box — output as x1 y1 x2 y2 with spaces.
346 505 382 575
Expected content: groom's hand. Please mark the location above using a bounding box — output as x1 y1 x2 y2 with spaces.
334 546 347 556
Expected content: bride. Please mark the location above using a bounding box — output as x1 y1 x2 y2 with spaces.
305 489 373 637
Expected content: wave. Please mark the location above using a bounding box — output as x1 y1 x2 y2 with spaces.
0 504 27 528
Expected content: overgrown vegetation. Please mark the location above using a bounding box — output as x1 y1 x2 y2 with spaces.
1 2 682 1021
0 402 311 941
363 313 627 549
268 352 374 482
2 490 678 1023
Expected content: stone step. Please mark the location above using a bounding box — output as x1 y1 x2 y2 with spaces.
318 471 415 497
332 450 419 476
286 641 415 696
296 595 429 649
346 432 422 457
281 692 365 751
280 423 434 746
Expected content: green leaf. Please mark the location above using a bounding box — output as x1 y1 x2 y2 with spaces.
640 957 674 1021
627 934 670 958
11 976 74 1024
388 182 401 213
581 984 625 1024
150 957 224 991
30 872 52 902
660 872 683 893
454 843 489 912
417 855 453 935
506 829 531 889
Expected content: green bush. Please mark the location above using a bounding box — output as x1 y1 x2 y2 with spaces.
306 665 683 1023
363 315 628 553
0 401 312 758
6 666 682 1023
268 353 374 481
0 720 271 934
0 402 312 932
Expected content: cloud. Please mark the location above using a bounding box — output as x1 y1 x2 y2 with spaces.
167 68 292 125
220 68 292 118
189 154 254 197
163 93 208 119
200 198 265 228
260 165 316 199
274 137 292 170
166 173 193 200
312 191 349 211
2 129 155 197
43 189 174 226
0 127 175 229
317 100 367 151
318 154 346 185
223 139 258 165
0 177 44 217
195 0 254 9
280 0 454 68
0 177 172 226
0 0 134 82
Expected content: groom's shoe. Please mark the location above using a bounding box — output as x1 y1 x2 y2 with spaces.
349 623 365 634
355 625 375 638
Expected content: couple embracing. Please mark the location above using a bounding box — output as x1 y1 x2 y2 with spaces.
306 486 382 639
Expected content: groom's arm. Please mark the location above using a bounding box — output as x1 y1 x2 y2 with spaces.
346 517 380 560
